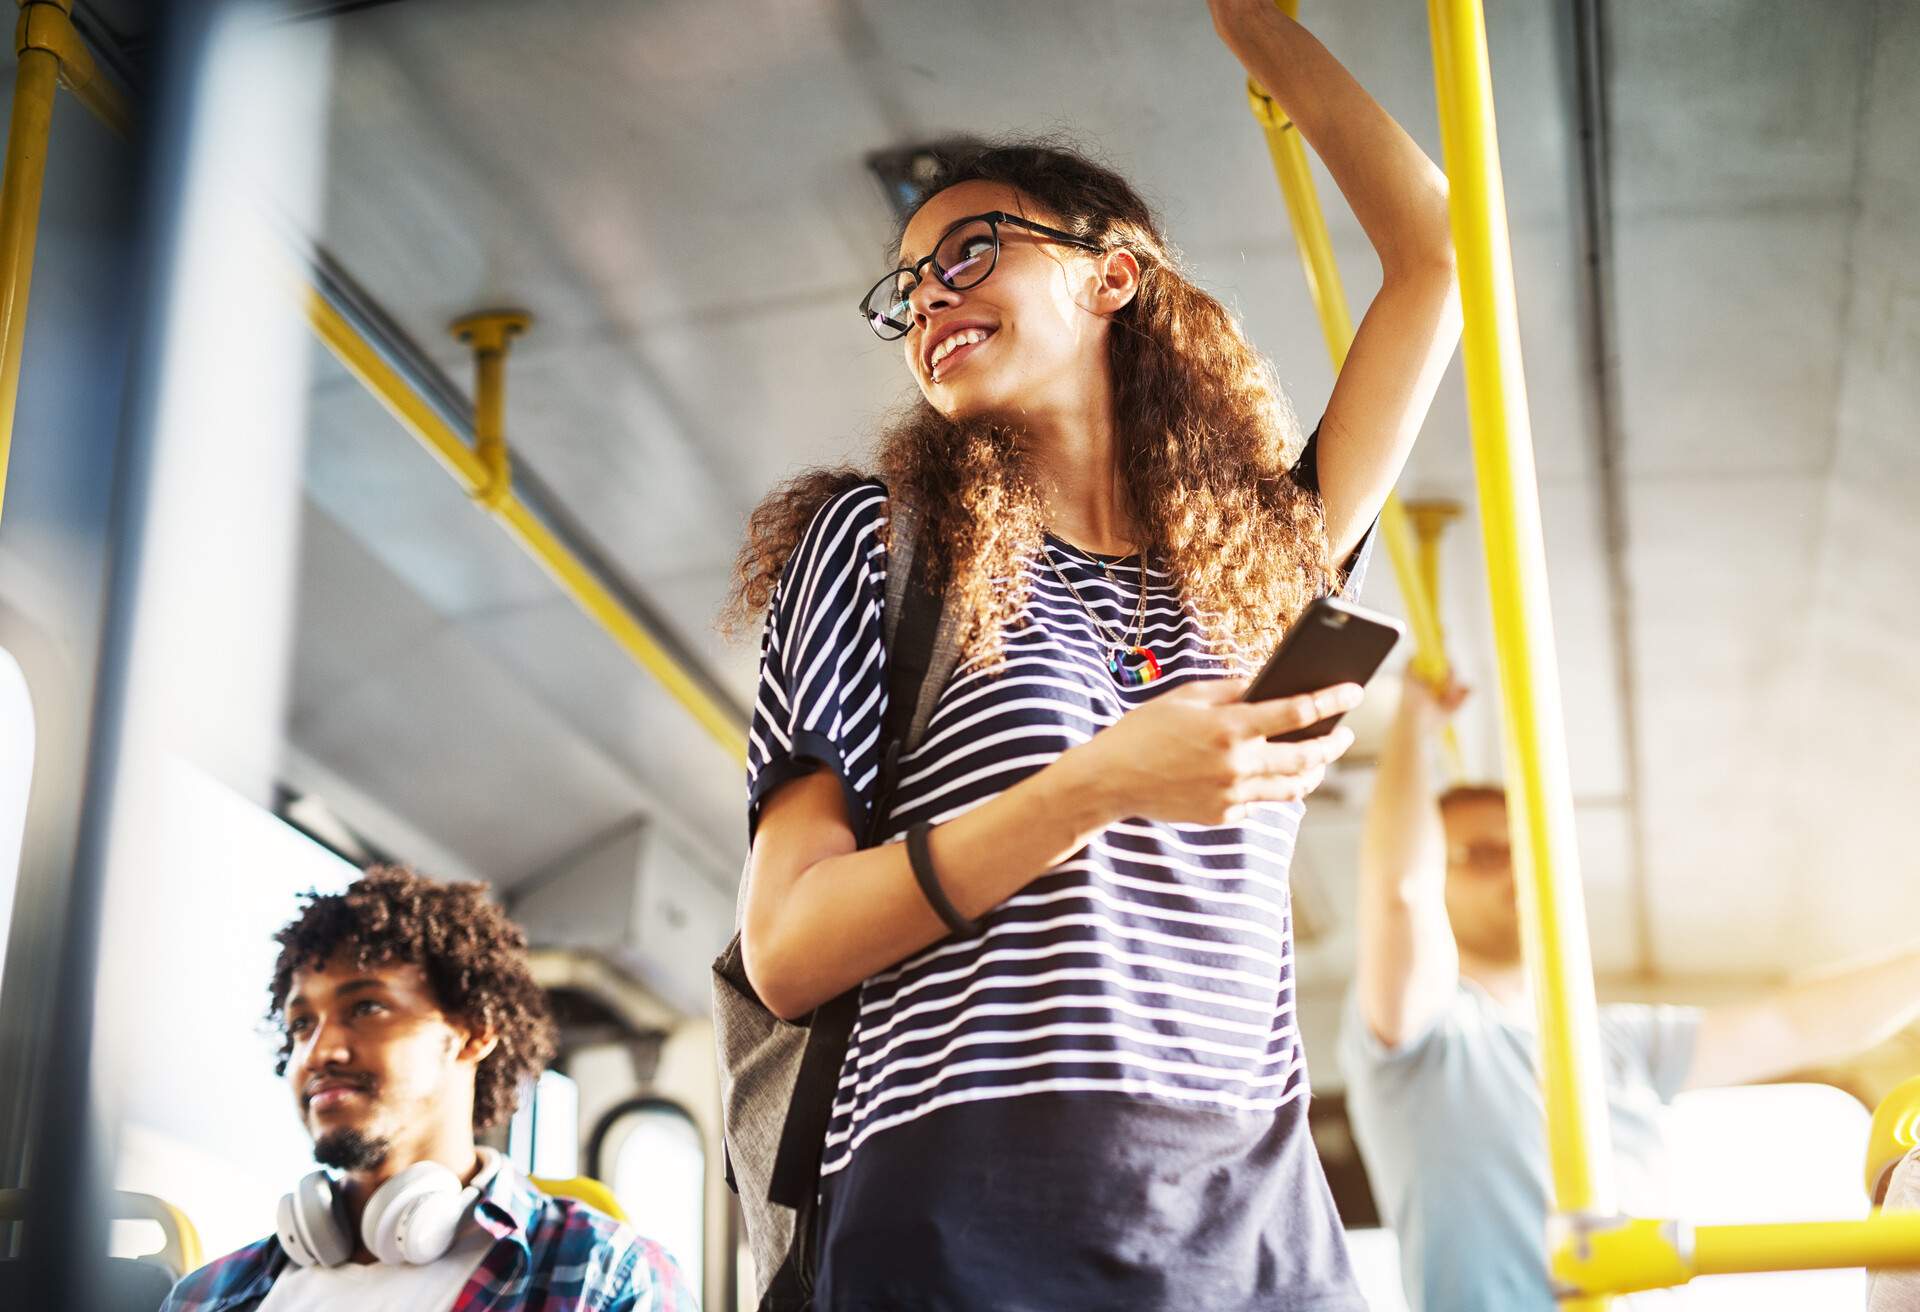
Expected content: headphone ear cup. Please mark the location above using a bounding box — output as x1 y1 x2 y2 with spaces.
277 1172 352 1268
361 1161 466 1265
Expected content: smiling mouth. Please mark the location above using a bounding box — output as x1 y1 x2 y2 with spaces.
928 327 995 382
306 1084 371 1113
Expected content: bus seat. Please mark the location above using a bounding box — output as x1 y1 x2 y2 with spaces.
531 1174 629 1223
0 1186 197 1310
114 1190 205 1278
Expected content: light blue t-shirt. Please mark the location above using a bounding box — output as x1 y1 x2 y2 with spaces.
1339 981 1700 1312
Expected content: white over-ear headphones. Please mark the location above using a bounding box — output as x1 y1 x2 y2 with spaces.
276 1155 487 1267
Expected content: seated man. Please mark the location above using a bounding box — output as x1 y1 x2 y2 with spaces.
164 866 696 1311
1343 676 1920 1312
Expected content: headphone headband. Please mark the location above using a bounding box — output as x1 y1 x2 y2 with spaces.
276 1149 493 1268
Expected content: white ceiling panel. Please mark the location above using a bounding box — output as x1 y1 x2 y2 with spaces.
494 336 749 577
630 296 914 508
302 363 562 617
1574 803 1640 977
1612 210 1851 477
290 624 648 882
456 596 747 870
1628 476 1819 974
641 562 764 709
1641 789 1799 978
288 499 447 716
1605 2 1875 219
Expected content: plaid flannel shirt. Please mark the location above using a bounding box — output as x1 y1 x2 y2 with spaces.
161 1158 697 1312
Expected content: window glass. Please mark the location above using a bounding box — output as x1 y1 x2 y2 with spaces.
508 1068 581 1180
0 647 32 997
1665 1083 1869 1308
103 764 354 1261
606 1101 704 1290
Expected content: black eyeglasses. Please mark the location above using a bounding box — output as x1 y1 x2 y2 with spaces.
858 211 1103 341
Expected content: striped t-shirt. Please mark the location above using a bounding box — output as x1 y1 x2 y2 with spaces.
746 474 1369 1311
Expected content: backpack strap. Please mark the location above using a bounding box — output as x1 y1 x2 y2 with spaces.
764 494 954 1217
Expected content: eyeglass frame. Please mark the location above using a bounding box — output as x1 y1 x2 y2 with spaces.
857 210 1105 340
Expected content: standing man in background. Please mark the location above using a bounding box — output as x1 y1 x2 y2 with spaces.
1343 676 1920 1311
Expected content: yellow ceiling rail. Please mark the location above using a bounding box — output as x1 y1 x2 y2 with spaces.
13 13 746 767
1244 46 1462 777
1425 1 1616 1308
0 0 132 529
0 2 61 528
303 284 748 764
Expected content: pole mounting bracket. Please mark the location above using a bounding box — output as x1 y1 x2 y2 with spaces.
16 0 130 140
449 309 532 510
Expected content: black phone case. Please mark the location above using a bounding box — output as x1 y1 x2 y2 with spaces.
1245 597 1403 742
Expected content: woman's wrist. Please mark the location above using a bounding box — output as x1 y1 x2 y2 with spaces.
1047 739 1127 836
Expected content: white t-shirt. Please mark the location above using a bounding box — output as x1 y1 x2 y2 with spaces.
255 1228 491 1312
1868 1146 1920 1312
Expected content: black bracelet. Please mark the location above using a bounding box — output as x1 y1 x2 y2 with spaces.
906 822 978 937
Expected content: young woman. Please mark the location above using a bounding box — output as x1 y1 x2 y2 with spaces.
726 5 1459 1306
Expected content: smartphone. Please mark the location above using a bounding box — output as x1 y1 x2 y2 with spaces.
1244 596 1404 742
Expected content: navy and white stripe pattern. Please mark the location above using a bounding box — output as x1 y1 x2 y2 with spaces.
746 479 1323 1180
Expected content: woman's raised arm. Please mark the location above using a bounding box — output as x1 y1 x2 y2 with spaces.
1210 0 1461 562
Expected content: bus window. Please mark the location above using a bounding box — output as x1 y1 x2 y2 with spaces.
0 647 31 995
592 1098 704 1290
508 1068 582 1180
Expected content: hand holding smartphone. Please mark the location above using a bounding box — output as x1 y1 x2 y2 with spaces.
1243 597 1404 742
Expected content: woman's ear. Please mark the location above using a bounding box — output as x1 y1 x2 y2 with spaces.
1090 248 1141 315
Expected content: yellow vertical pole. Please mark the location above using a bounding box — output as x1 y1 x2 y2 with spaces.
1426 1 1616 1303
1246 83 1451 679
1246 43 1461 774
0 0 65 528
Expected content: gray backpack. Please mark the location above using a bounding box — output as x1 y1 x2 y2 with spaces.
711 498 962 1311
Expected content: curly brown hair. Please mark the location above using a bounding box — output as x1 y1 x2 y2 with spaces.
721 139 1330 670
267 865 557 1132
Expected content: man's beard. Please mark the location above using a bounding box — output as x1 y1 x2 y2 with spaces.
314 1128 391 1172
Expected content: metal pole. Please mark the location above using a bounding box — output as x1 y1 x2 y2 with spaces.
0 1 63 528
1426 4 1616 1307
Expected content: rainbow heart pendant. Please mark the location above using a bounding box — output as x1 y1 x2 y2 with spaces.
1108 645 1162 688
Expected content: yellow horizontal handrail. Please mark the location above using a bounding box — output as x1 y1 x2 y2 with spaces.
302 283 748 764
1551 1210 1920 1296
